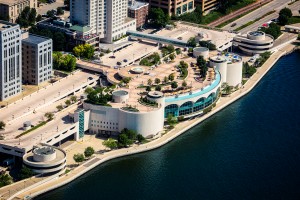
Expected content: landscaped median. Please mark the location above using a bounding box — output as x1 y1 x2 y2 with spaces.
234 10 276 31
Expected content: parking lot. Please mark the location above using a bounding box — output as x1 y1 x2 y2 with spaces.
37 0 65 15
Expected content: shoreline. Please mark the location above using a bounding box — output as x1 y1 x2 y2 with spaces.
5 45 295 199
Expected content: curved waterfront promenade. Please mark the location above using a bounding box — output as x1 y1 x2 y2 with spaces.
2 44 294 200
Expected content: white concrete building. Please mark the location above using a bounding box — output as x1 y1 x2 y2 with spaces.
233 31 274 55
193 47 209 60
83 90 165 138
70 0 136 43
0 21 22 101
22 33 53 85
23 145 66 174
210 53 243 87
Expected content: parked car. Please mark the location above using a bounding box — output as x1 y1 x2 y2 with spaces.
178 37 183 40
231 23 237 27
109 55 115 58
117 61 122 65
123 59 128 62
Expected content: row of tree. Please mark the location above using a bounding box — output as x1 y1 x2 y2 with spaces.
102 129 146 150
73 147 95 164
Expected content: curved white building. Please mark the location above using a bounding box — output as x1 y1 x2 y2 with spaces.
23 145 66 174
193 47 209 60
209 53 242 87
84 92 165 138
233 31 274 55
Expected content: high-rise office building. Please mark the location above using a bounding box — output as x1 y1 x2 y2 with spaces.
0 20 22 101
22 33 53 85
194 0 219 14
147 0 194 16
70 0 136 43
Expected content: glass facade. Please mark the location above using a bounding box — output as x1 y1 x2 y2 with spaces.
164 89 220 118
78 110 84 138
165 104 179 118
179 101 193 116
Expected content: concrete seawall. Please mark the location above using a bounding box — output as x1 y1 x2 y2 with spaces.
9 47 290 199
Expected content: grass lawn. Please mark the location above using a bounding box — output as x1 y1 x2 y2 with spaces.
288 16 300 25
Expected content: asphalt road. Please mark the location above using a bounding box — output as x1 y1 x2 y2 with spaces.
239 1 300 33
223 0 291 31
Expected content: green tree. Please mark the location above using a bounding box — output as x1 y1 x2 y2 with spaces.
0 174 13 187
44 112 54 121
102 138 118 150
73 153 85 164
197 56 206 68
70 95 77 103
155 85 162 91
169 73 175 81
121 128 137 140
176 48 182 55
278 7 292 25
182 80 187 88
146 86 152 92
16 7 37 28
167 113 177 126
171 81 178 90
155 78 161 85
279 7 292 18
56 104 63 111
148 79 153 85
47 10 55 18
53 32 66 51
148 8 170 27
65 100 71 107
187 37 197 47
123 77 131 84
19 166 33 180
0 121 5 130
28 8 37 24
166 44 175 53
84 87 93 94
169 53 175 60
84 147 95 158
118 134 133 148
137 134 145 143
36 14 42 22
278 14 289 25
164 76 168 83
73 44 95 59
57 7 64 15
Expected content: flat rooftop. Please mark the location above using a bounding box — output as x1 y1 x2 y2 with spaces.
22 34 51 44
128 1 148 10
0 21 17 31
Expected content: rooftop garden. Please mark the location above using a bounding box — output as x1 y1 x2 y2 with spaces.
84 87 112 106
139 97 159 107
121 106 139 112
139 52 161 66
177 61 189 80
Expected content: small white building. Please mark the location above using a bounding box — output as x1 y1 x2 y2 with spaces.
233 31 274 55
210 53 243 87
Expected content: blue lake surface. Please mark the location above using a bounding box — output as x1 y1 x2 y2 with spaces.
36 52 300 200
